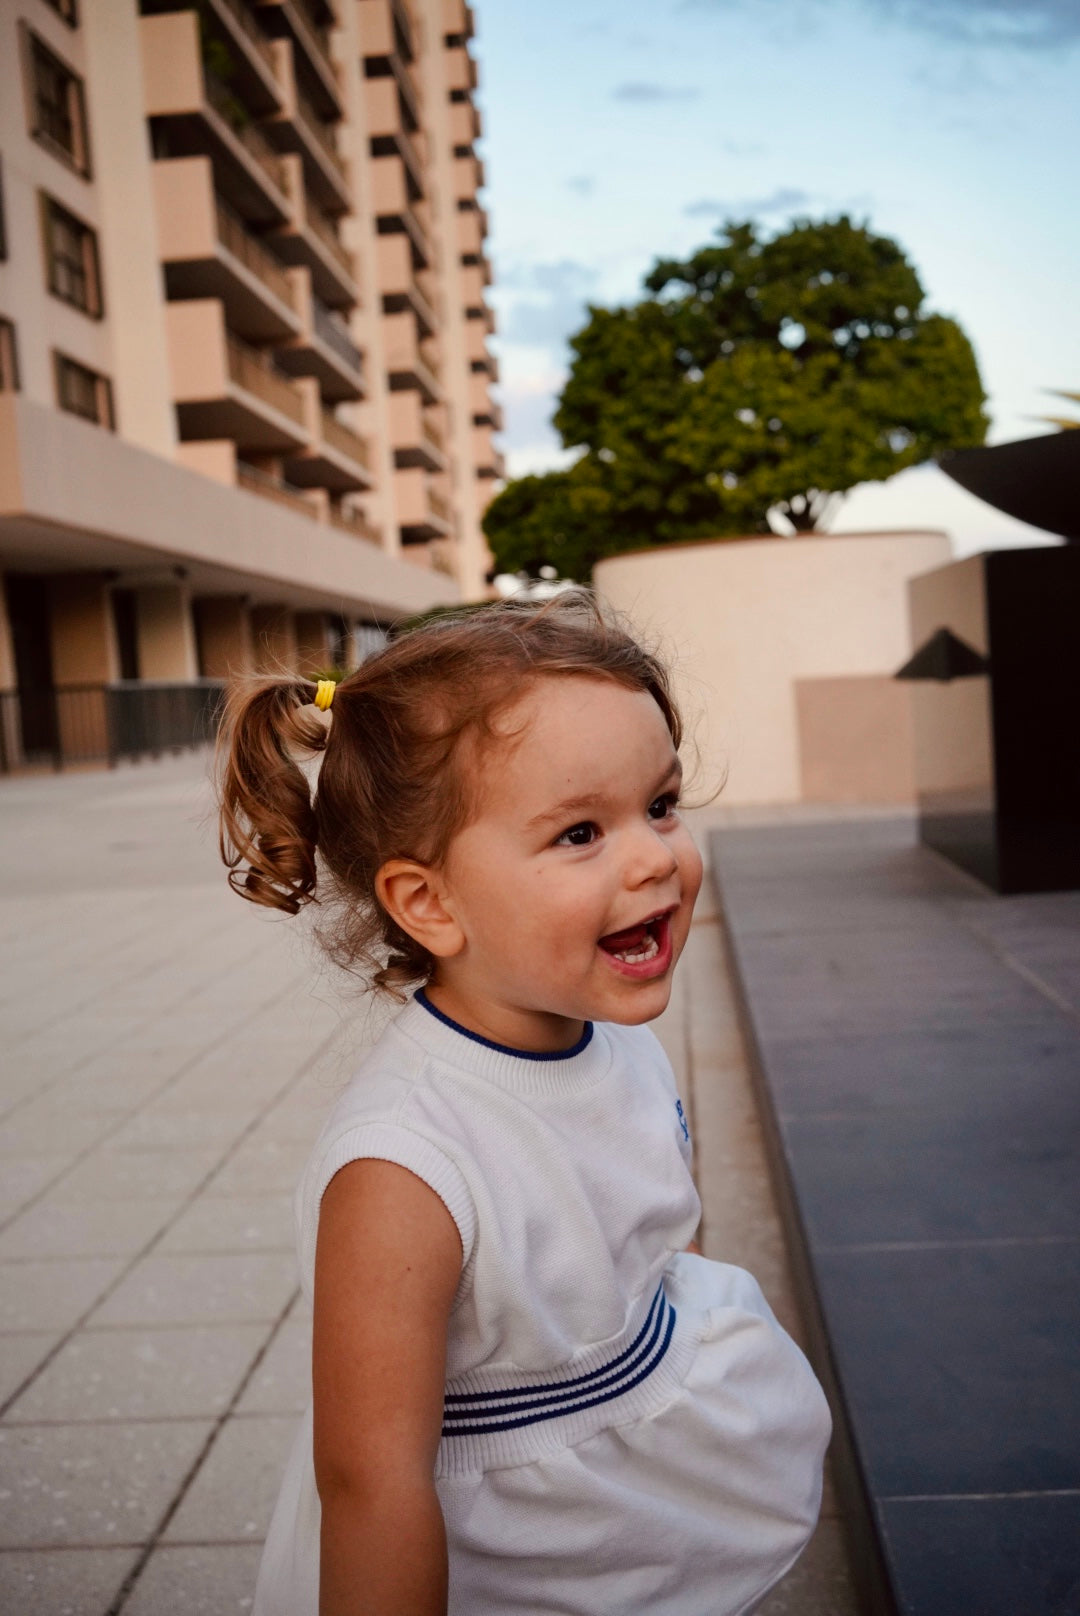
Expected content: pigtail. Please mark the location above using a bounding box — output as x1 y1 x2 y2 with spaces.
218 679 328 914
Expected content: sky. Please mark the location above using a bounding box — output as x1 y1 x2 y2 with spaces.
469 0 1080 555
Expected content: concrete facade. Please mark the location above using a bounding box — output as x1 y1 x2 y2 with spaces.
0 0 501 762
595 530 952 807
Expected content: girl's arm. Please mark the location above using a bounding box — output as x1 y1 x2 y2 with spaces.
313 1157 463 1616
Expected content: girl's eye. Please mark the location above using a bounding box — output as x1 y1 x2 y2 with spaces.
648 793 679 821
555 821 598 847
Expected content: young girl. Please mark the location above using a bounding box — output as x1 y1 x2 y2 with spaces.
219 592 830 1616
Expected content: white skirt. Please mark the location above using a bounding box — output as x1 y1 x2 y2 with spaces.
254 1253 831 1616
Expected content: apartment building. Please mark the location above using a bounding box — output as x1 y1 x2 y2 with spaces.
0 0 502 766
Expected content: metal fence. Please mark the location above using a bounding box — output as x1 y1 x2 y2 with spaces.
0 681 226 774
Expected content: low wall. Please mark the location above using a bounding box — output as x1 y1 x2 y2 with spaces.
594 530 951 807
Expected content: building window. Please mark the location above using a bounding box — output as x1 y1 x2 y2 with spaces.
0 319 19 391
54 351 113 428
41 195 102 316
41 0 79 24
28 33 91 175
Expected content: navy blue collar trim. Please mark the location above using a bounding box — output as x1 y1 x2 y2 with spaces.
415 989 593 1062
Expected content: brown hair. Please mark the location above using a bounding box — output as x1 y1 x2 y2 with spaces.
218 590 682 995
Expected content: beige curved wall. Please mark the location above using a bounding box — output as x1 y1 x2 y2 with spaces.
595 530 951 806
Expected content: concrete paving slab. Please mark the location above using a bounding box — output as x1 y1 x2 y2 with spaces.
90 1253 298 1329
122 1543 263 1615
0 1546 139 1615
0 1199 181 1261
163 1414 299 1545
235 1319 311 1416
0 1418 213 1547
0 1258 126 1333
157 1196 295 1256
0 1333 60 1408
5 1325 267 1424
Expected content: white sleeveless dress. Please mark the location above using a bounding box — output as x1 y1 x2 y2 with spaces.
254 993 831 1616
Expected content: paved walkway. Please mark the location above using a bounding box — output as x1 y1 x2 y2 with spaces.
0 756 858 1614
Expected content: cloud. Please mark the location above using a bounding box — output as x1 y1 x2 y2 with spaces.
684 0 1080 48
566 175 596 197
498 259 600 350
684 186 812 219
867 0 1080 47
612 82 701 102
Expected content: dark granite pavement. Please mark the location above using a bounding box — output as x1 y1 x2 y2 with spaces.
711 817 1080 1616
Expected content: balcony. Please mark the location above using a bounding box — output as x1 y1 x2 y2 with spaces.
453 152 482 203
456 204 487 257
237 458 319 515
154 157 300 342
264 43 350 211
389 390 447 473
464 315 493 365
448 97 481 148
383 311 441 404
285 380 372 492
255 0 342 118
375 235 437 337
141 0 283 114
141 11 290 225
364 51 422 135
472 422 503 479
277 269 364 400
269 154 359 308
468 378 503 431
442 0 474 38
327 500 382 545
395 466 452 543
167 299 308 450
445 44 478 94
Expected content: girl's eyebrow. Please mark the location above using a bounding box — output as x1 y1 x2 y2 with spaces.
525 759 683 831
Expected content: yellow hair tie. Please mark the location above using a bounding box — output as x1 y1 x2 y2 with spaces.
314 678 336 712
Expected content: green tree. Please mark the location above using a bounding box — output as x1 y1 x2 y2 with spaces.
483 216 988 580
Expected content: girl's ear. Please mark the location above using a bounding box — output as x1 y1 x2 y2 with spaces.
375 860 465 960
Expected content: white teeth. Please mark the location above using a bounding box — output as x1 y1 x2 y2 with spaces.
612 934 660 964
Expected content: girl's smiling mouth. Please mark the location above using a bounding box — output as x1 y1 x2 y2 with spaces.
598 909 676 978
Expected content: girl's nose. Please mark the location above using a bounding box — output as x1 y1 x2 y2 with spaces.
626 825 680 887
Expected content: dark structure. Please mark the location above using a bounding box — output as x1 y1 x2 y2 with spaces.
940 429 1080 542
900 546 1080 894
711 817 1080 1616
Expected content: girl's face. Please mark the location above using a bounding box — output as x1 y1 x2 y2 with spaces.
428 674 703 1053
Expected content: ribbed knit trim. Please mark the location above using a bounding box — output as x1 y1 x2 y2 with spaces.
416 988 594 1061
300 1120 479 1296
394 994 613 1097
434 1276 697 1476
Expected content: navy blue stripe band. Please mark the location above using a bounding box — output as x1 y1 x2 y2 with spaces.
442 1301 677 1438
444 1287 666 1419
415 989 593 1062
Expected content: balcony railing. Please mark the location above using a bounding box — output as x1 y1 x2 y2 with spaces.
305 198 352 274
296 86 346 181
329 503 380 543
213 0 278 75
428 486 452 525
226 335 305 423
0 682 225 772
204 70 286 192
421 415 444 452
237 459 316 512
313 298 362 370
215 200 295 308
321 407 368 467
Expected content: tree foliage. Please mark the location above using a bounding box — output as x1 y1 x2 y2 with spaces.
483 216 988 580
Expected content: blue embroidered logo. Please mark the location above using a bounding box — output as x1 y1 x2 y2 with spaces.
676 1099 690 1142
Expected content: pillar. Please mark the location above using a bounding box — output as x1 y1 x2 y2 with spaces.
135 585 199 680
294 611 331 677
193 597 254 678
251 605 298 674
